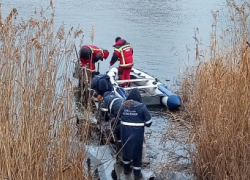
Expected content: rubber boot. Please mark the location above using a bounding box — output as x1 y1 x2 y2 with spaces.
123 163 132 175
134 169 142 180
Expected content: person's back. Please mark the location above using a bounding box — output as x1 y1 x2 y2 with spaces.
110 37 134 87
102 91 124 147
120 88 152 180
103 91 124 117
80 45 109 76
91 74 113 96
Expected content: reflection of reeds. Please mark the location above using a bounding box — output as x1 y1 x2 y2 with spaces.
90 25 95 44
155 109 192 179
0 3 93 179
182 1 250 179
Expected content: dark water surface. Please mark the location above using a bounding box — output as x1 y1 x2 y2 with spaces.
0 0 244 82
0 0 244 179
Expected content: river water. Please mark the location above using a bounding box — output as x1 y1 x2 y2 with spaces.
0 0 244 179
0 0 244 82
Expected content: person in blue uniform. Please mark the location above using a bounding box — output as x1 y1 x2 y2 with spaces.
91 74 113 97
91 74 127 118
102 90 124 147
91 74 124 145
119 88 152 180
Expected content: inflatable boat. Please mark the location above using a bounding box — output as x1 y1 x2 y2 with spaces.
106 67 181 110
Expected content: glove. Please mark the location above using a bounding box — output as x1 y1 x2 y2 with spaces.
97 95 102 100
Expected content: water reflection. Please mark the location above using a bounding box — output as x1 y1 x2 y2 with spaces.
0 0 243 82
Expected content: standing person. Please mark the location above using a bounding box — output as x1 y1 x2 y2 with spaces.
110 37 134 87
120 88 152 180
80 45 109 77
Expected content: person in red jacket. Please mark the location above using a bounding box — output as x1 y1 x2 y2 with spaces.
110 37 134 87
80 45 109 77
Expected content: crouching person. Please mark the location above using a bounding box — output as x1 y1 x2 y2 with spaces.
102 90 125 153
120 88 152 180
91 74 113 97
103 91 124 119
91 74 124 147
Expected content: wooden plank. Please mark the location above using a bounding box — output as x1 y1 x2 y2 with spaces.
123 85 157 91
116 78 155 83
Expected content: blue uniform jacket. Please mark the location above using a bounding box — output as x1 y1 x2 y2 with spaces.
103 91 125 116
120 97 152 160
102 91 125 141
91 74 113 96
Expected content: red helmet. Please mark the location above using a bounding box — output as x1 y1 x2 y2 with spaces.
103 50 109 59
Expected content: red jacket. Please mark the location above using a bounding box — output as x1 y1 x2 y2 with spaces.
80 45 105 72
110 39 134 68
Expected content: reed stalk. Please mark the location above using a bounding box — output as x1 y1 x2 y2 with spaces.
182 1 250 179
0 1 92 179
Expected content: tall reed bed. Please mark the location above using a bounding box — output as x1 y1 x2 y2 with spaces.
182 1 250 179
0 2 91 179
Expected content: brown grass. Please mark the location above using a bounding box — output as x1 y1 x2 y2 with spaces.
0 2 94 179
182 1 250 179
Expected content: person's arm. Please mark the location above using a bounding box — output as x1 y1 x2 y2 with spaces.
93 53 103 63
80 58 88 67
110 52 119 66
143 105 152 127
91 76 101 96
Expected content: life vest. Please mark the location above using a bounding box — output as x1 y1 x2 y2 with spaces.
114 44 134 68
84 45 104 61
81 45 104 72
81 59 95 72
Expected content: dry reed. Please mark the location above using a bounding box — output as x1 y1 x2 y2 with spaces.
182 1 250 179
0 1 94 179
90 25 95 44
